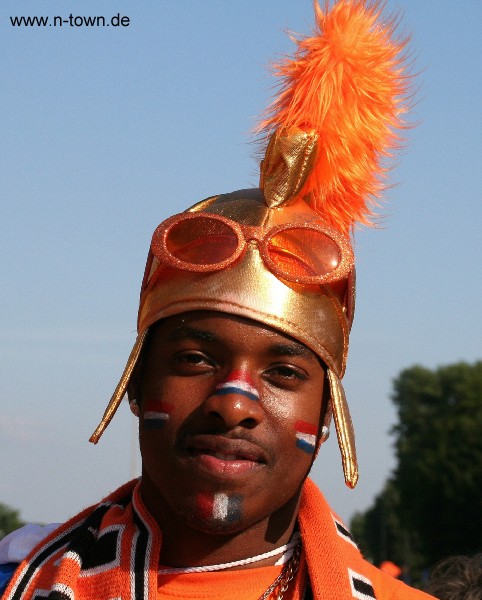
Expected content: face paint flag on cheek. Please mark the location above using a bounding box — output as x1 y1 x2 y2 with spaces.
143 400 174 429
212 370 259 402
294 420 318 455
196 492 243 523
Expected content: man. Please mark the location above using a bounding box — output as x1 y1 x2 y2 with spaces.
1 2 436 598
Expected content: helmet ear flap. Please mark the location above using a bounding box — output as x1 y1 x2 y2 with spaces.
89 330 148 444
326 369 358 488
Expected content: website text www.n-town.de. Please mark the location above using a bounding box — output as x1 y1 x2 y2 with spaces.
10 13 130 28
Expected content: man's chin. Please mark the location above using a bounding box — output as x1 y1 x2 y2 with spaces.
184 513 246 535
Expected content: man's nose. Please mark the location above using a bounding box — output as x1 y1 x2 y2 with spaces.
202 371 264 429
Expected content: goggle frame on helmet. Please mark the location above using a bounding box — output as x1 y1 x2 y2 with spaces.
151 212 354 286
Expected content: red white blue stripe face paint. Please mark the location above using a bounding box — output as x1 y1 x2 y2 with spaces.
143 400 174 429
196 492 242 526
212 370 259 402
294 420 318 455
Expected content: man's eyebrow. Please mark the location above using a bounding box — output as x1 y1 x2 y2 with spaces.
168 326 219 344
268 342 317 362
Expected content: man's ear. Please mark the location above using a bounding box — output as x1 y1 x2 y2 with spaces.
320 365 332 438
127 340 147 417
314 368 331 457
127 380 141 417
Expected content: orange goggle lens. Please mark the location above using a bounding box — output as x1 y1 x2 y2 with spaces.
165 217 239 266
266 228 341 280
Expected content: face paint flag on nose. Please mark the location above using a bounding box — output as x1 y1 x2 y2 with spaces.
143 400 173 429
212 370 259 401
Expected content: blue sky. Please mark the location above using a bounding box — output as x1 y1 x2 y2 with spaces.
1 1 481 526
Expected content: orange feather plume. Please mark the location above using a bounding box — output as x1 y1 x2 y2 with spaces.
258 0 412 235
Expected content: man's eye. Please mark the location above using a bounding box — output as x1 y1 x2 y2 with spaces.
276 367 303 379
266 365 307 385
173 352 215 373
176 352 208 364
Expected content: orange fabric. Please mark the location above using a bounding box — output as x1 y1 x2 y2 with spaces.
4 478 434 600
157 560 306 600
299 479 433 599
258 0 412 234
380 561 402 579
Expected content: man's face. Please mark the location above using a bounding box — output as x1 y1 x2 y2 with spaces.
135 311 325 534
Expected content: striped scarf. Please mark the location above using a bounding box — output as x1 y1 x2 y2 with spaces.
3 478 432 600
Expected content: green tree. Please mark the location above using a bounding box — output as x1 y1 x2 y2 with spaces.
0 502 24 540
392 361 482 563
351 361 482 578
351 481 424 573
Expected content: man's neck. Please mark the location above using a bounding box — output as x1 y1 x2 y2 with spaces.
141 486 302 570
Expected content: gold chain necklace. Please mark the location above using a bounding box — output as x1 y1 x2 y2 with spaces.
259 543 302 600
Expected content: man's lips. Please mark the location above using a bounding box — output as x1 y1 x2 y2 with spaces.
186 434 268 462
183 434 268 475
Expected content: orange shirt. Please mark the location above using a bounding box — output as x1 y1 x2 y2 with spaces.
157 561 306 600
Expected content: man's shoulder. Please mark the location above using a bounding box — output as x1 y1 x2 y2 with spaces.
0 480 139 597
